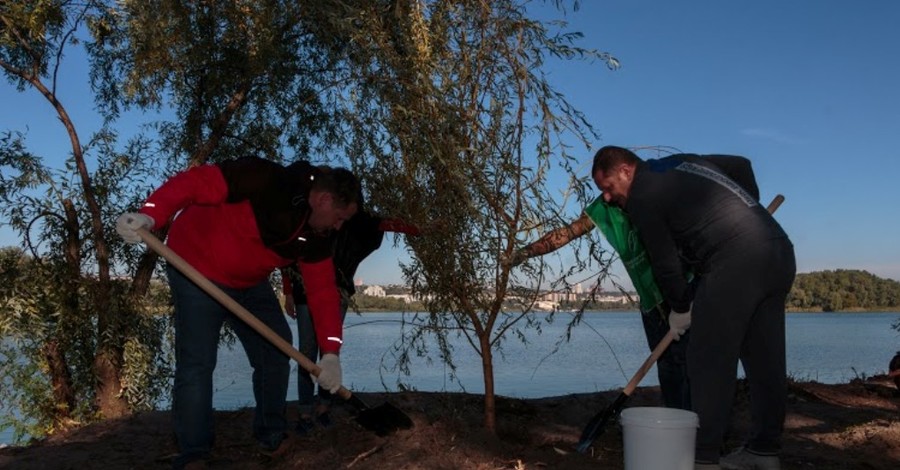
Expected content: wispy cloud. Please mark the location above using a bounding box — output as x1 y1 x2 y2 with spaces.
740 128 806 145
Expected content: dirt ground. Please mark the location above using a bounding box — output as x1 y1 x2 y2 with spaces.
1 376 897 470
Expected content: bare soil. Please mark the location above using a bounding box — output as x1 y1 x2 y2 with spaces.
1 376 897 469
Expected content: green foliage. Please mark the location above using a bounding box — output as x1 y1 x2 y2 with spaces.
0 248 173 443
89 0 347 164
1 0 174 442
787 269 900 312
299 1 621 427
3 0 622 436
0 0 67 89
101 279 174 412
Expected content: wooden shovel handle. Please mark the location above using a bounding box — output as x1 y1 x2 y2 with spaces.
622 194 786 396
766 194 785 214
137 227 353 401
623 329 675 396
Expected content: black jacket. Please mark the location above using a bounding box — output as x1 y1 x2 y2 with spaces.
625 154 787 311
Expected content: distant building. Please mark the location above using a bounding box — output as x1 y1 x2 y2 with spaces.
362 285 385 297
597 294 630 304
534 300 559 311
357 282 633 309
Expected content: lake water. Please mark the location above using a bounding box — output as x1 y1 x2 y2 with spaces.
2 311 898 445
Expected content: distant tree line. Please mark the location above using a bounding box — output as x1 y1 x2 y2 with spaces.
557 299 638 311
787 269 900 311
355 269 900 314
350 294 425 312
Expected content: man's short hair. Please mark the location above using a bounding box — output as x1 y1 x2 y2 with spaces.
313 166 360 207
591 145 642 176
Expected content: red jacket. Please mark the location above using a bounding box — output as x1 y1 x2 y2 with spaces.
139 157 344 353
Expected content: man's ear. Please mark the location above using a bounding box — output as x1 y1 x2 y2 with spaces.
308 190 331 210
620 163 635 181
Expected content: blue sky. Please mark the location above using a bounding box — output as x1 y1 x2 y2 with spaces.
364 0 900 287
2 1 899 287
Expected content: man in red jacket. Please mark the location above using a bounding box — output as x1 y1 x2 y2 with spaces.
116 156 359 469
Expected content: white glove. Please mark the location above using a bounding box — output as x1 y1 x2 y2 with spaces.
668 307 692 341
115 213 154 244
315 353 342 394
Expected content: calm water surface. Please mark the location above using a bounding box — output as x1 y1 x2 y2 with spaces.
215 311 900 406
2 311 897 445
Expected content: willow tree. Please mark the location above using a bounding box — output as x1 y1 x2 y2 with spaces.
88 0 360 298
1 0 361 440
90 0 350 166
0 0 171 439
298 0 620 431
2 0 621 440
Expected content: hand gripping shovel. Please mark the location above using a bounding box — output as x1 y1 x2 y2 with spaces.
575 194 785 453
138 228 413 436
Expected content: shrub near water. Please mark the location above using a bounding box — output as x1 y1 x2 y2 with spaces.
0 248 173 444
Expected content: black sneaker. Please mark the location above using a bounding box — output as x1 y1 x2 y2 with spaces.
172 451 210 470
315 411 333 428
256 433 286 457
720 447 780 470
295 416 316 436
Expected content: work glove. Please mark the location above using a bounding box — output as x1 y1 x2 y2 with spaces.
668 307 692 341
315 353 342 394
115 213 154 244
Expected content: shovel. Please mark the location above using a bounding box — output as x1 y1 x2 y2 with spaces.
575 194 785 453
137 228 413 436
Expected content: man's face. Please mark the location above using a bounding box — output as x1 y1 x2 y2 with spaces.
307 192 357 233
593 164 633 207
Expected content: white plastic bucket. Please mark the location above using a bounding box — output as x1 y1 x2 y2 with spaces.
620 406 698 470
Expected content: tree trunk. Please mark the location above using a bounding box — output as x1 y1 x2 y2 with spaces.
42 340 75 423
23 68 130 419
480 336 496 433
45 200 81 422
92 350 129 418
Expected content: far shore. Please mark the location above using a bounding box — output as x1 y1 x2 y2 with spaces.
348 308 900 314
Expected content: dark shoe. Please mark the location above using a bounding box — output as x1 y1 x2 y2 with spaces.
720 447 780 470
172 452 209 470
256 433 286 457
295 416 316 436
315 411 333 428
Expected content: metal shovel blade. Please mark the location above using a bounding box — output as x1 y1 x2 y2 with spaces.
348 395 413 436
576 392 627 453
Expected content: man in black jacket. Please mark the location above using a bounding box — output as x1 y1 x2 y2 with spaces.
591 146 795 470
282 210 420 433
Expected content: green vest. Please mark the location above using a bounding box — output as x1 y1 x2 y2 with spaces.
583 198 665 314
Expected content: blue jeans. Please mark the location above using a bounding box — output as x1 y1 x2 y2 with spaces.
641 306 692 410
296 297 348 416
167 265 291 462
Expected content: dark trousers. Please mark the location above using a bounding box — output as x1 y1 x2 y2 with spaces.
295 297 348 415
689 237 796 463
167 265 291 463
641 307 692 410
